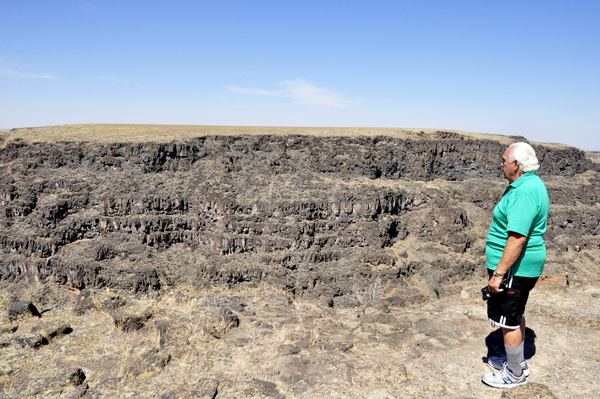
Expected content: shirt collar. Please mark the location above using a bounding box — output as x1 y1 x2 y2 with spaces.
504 171 536 193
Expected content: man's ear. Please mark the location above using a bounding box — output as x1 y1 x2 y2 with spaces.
513 160 520 172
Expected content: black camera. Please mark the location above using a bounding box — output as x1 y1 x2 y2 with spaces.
481 286 491 301
481 279 508 300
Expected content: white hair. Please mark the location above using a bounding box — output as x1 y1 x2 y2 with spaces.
508 142 540 173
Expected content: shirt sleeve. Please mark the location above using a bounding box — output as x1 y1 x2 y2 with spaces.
506 192 537 237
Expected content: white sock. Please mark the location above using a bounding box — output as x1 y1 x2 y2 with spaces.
519 329 526 364
506 343 524 377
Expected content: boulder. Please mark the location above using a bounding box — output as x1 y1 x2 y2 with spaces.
202 306 240 339
63 368 86 387
8 300 41 321
73 296 96 316
124 348 171 377
246 378 282 398
0 321 18 335
58 383 88 399
31 322 73 339
278 344 301 356
111 307 153 332
12 333 47 349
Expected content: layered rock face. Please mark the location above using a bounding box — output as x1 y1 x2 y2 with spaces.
1 128 599 299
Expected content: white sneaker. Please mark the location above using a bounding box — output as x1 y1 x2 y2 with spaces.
482 363 527 388
488 356 530 377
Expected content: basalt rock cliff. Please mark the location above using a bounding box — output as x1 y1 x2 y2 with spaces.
1 125 599 302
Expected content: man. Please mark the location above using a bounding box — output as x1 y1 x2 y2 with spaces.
481 142 550 388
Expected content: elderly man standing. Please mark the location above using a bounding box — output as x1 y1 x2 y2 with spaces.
481 142 550 388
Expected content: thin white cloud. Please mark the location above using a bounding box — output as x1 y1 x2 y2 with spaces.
225 79 363 109
100 76 139 85
0 68 58 79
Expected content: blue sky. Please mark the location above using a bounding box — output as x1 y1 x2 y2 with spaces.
1 0 599 150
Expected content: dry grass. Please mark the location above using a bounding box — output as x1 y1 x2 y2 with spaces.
352 278 384 306
2 278 600 398
0 123 571 149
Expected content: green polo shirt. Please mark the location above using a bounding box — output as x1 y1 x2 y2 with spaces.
485 171 550 277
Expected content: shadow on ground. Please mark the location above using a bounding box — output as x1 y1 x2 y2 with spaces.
483 327 537 362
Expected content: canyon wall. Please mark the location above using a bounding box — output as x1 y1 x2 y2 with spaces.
1 128 598 302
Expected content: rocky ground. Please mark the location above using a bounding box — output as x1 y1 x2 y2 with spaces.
0 125 599 398
1 274 599 399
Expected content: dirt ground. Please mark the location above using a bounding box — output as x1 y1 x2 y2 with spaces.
1 274 598 399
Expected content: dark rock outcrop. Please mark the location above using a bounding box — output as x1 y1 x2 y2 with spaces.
63 368 86 387
31 322 73 339
111 307 153 332
124 348 171 377
12 333 47 349
8 300 41 321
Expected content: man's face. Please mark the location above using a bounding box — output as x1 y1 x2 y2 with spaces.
501 147 520 183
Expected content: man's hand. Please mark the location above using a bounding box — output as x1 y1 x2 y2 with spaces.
489 232 525 294
488 275 505 293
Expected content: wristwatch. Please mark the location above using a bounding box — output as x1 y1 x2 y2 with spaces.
493 270 505 277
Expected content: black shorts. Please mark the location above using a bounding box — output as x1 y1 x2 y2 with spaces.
487 268 538 329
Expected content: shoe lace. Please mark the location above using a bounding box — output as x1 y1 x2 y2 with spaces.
497 356 527 369
499 364 515 383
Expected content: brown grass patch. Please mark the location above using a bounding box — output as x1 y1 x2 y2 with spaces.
1 123 571 149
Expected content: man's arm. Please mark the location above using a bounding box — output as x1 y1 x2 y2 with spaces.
489 232 527 293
